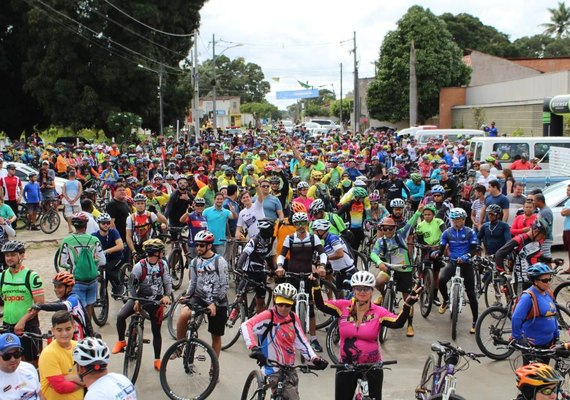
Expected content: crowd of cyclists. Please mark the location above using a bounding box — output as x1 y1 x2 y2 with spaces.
0 123 568 399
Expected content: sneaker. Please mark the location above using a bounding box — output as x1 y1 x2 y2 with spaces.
469 323 476 334
438 302 449 314
311 339 323 353
433 297 441 307
406 325 414 337
154 359 161 371
111 340 127 354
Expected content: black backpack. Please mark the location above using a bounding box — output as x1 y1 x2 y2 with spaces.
316 183 334 212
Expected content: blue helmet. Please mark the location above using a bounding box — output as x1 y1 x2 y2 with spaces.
449 208 467 220
431 185 445 194
527 263 553 281
330 156 339 163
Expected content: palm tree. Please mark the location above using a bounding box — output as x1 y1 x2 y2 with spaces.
541 2 570 38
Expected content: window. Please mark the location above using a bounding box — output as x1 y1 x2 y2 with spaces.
534 143 570 162
493 143 529 162
475 142 482 161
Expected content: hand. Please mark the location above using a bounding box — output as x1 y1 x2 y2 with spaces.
430 251 440 260
311 357 328 370
275 267 285 277
161 295 171 306
316 265 326 278
14 322 25 336
417 203 425 213
207 303 216 317
378 263 388 272
554 258 565 267
133 301 141 313
249 346 267 367
0 217 6 225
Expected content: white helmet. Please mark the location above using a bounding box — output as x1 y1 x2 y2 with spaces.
390 198 406 208
297 181 310 190
350 271 376 288
354 179 367 187
72 337 110 367
312 219 331 231
273 283 297 303
292 212 308 224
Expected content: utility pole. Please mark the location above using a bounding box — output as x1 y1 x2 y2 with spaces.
159 65 164 136
409 40 418 127
340 63 343 128
212 33 217 133
193 30 200 142
352 31 359 133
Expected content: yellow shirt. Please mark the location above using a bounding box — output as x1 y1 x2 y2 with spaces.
38 340 83 400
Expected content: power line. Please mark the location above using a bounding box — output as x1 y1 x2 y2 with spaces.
103 0 195 37
217 38 352 48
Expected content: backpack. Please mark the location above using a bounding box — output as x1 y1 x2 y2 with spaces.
522 288 556 321
138 259 166 282
189 255 221 276
0 269 33 297
316 183 334 212
71 236 99 282
259 308 295 345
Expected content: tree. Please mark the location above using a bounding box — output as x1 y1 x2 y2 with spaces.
367 6 471 123
106 111 142 143
199 55 270 103
240 102 278 119
330 99 353 123
541 2 570 38
440 12 512 56
304 104 329 117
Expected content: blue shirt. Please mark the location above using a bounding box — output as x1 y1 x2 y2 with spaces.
512 286 558 345
93 228 123 263
440 226 478 261
564 198 570 231
258 195 282 221
23 182 41 203
223 198 239 237
203 206 232 245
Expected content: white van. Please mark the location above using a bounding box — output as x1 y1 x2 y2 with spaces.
396 125 437 138
415 129 484 145
468 137 570 170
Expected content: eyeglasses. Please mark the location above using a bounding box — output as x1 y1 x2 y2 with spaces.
381 226 396 231
260 185 270 188
194 204 204 208
537 278 552 283
1 350 23 361
353 286 373 293
538 386 559 396
195 243 208 248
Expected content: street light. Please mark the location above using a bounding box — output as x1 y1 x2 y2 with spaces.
211 35 243 132
138 63 164 136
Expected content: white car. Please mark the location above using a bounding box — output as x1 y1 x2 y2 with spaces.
542 179 570 246
281 120 294 134
12 162 68 200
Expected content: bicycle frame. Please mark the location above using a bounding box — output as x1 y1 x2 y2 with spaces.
448 265 464 315
296 278 310 333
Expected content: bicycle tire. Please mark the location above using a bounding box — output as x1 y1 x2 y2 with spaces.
315 279 338 330
483 275 505 309
298 301 309 334
92 276 109 327
168 293 185 340
420 268 435 318
53 247 61 273
167 249 184 291
326 318 340 364
40 209 61 234
15 205 29 231
119 262 132 301
556 304 570 343
554 281 570 310
379 288 394 344
417 354 438 398
428 394 467 400
451 284 460 340
353 251 369 272
221 302 246 351
475 306 514 360
160 338 219 400
240 369 266 400
123 323 143 384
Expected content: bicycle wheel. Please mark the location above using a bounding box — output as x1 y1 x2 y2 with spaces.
417 354 438 397
241 369 266 400
483 275 505 309
429 394 467 400
419 268 434 318
554 282 570 310
221 302 246 351
451 285 460 340
123 323 143 384
160 338 219 400
325 318 340 364
92 276 109 327
475 306 514 360
379 288 394 344
15 205 29 230
119 263 132 301
315 279 338 330
53 247 62 273
353 251 369 272
556 304 570 343
298 301 309 334
40 209 61 234
168 293 185 340
167 249 185 291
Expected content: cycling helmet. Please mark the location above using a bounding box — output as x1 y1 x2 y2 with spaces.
28 172 37 178
431 185 445 194
387 167 399 175
72 337 110 367
516 362 563 391
423 204 437 215
245 165 255 172
312 219 331 231
379 217 396 227
225 167 235 175
83 188 97 196
486 204 503 216
165 174 175 180
410 173 421 181
395 156 403 162
133 193 147 202
350 271 376 288
330 156 339 163
1 240 25 254
353 187 368 199
291 202 307 214
273 283 297 305
53 271 75 287
194 197 206 206
390 198 406 209
449 208 467 220
143 185 154 193
257 218 275 233
531 218 548 235
526 263 553 281
153 174 163 180
6 163 15 169
467 169 477 178
297 181 310 190
311 170 323 179
71 212 89 227
485 156 496 162
292 212 308 224
176 176 188 183
421 155 429 160
96 213 111 223
269 176 280 184
194 230 215 243
369 190 381 202
126 177 138 184
142 238 165 254
354 179 367 188
308 199 325 216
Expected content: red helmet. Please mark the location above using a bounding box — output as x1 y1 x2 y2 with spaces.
194 230 215 243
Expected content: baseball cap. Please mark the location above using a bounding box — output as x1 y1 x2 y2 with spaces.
0 333 22 353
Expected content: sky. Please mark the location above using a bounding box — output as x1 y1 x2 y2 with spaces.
196 0 561 109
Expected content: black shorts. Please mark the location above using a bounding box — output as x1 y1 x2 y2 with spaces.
242 271 268 299
187 298 228 337
26 203 41 213
393 271 413 293
4 319 42 362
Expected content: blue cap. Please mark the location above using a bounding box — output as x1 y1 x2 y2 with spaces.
0 333 22 352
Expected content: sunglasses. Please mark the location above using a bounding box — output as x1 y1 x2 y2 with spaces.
433 194 443 197
260 185 270 188
276 303 293 308
194 204 204 208
99 222 111 225
195 243 208 248
538 386 559 396
537 278 552 283
293 222 307 226
353 286 373 293
1 350 23 361
381 226 396 231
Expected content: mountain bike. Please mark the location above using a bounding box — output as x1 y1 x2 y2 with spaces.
331 360 397 400
440 257 467 341
413 242 437 318
241 359 325 400
164 226 189 291
92 265 110 327
415 341 484 400
38 198 61 234
378 263 406 344
160 305 219 400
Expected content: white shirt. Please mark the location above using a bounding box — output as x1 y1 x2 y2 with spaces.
237 200 265 238
87 213 99 234
85 372 137 400
0 361 40 400
476 173 497 189
0 168 7 179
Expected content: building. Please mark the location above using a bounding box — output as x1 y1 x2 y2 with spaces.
197 96 241 128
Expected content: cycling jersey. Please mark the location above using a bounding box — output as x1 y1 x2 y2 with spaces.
1 175 21 201
322 233 353 272
495 234 546 285
186 255 229 306
126 211 158 246
415 218 445 246
85 373 137 400
0 266 43 325
100 169 119 185
439 226 478 261
276 232 327 273
0 361 40 399
185 211 207 246
512 286 558 346
238 236 273 272
477 220 511 255
130 259 172 301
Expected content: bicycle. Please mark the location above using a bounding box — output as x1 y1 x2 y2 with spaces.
415 341 484 400
413 242 437 318
16 198 61 233
241 359 324 400
377 262 407 344
440 257 467 341
330 360 397 400
160 304 219 400
221 270 273 350
0 326 51 362
164 226 189 291
92 265 110 327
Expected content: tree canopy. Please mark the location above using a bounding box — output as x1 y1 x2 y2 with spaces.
367 6 470 123
541 1 570 38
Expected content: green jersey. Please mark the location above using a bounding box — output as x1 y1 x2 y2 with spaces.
415 218 445 246
0 267 43 325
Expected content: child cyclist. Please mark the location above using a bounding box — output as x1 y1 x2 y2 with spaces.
515 363 563 400
32 272 94 339
242 283 328 400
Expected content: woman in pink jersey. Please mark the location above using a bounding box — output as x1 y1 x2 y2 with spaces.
312 271 420 400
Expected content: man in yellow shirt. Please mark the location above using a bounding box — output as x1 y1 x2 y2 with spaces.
38 311 84 400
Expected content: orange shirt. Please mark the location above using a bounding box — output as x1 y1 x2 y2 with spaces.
274 220 296 261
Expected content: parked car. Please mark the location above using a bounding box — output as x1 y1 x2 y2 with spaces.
55 136 91 146
13 162 68 202
281 120 294 134
541 179 570 246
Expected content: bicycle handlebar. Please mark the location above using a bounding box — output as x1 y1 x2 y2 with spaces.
431 341 485 360
0 327 51 340
120 295 163 305
264 358 324 372
331 360 397 370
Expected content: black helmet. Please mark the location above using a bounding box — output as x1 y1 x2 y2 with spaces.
1 240 25 253
486 204 503 216
257 218 275 238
